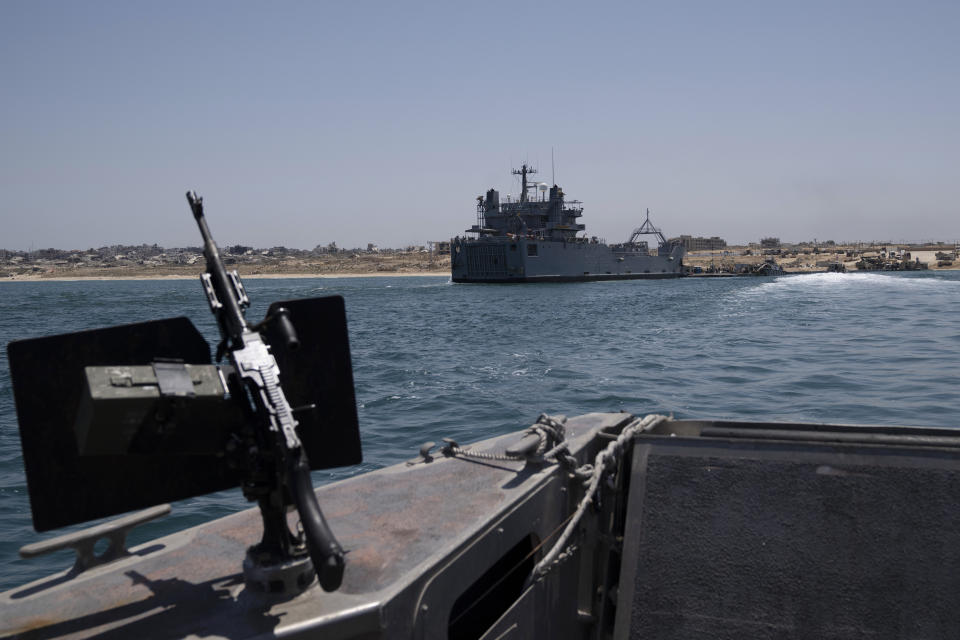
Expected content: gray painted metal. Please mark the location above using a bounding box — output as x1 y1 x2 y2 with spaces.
451 169 685 283
8 415 960 639
19 504 172 575
0 413 633 640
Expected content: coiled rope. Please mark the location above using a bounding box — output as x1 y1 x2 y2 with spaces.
443 412 669 580
530 413 668 579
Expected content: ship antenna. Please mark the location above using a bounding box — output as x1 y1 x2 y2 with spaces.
511 163 537 204
552 147 555 185
630 208 668 246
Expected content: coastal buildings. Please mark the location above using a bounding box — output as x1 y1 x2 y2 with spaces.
668 235 727 251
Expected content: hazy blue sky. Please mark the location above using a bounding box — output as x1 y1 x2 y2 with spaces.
2 1 957 249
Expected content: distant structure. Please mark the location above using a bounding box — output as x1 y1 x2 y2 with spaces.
760 237 781 249
668 235 727 251
313 242 340 254
428 240 451 254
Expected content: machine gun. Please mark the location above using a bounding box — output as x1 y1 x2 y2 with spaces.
187 191 344 591
7 192 361 594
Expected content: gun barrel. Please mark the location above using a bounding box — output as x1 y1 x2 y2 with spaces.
186 191 248 339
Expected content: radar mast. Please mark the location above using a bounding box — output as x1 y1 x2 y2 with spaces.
512 164 537 204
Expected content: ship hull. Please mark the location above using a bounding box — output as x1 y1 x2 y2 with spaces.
452 272 683 283
451 236 685 283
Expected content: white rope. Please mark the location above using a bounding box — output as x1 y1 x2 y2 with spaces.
530 413 668 579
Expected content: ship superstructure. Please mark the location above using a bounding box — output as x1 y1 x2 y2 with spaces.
451 165 685 282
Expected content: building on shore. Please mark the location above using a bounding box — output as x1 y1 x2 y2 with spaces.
668 235 727 251
428 240 451 255
760 237 781 249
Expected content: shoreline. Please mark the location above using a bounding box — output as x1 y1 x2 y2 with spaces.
4 267 958 284
6 247 957 282
0 271 451 283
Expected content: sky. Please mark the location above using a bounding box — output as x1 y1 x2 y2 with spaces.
1 0 958 250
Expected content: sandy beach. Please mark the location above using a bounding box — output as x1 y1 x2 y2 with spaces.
2 270 450 282
683 248 959 273
0 250 454 282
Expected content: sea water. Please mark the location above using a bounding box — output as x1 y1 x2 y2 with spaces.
2 272 959 590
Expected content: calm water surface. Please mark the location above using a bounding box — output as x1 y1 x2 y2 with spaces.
2 272 959 589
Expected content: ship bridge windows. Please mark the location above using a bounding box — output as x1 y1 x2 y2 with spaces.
527 244 538 257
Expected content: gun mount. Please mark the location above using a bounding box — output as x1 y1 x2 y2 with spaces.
6 192 362 595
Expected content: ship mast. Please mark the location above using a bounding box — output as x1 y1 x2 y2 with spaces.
512 164 537 204
628 208 669 246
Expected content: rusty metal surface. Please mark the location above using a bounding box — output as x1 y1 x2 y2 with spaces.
1 412 628 639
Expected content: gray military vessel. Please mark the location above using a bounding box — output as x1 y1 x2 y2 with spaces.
451 165 686 283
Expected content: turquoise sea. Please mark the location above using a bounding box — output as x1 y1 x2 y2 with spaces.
2 272 960 590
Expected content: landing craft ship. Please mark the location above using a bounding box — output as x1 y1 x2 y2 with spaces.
5 193 960 639
450 165 686 283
